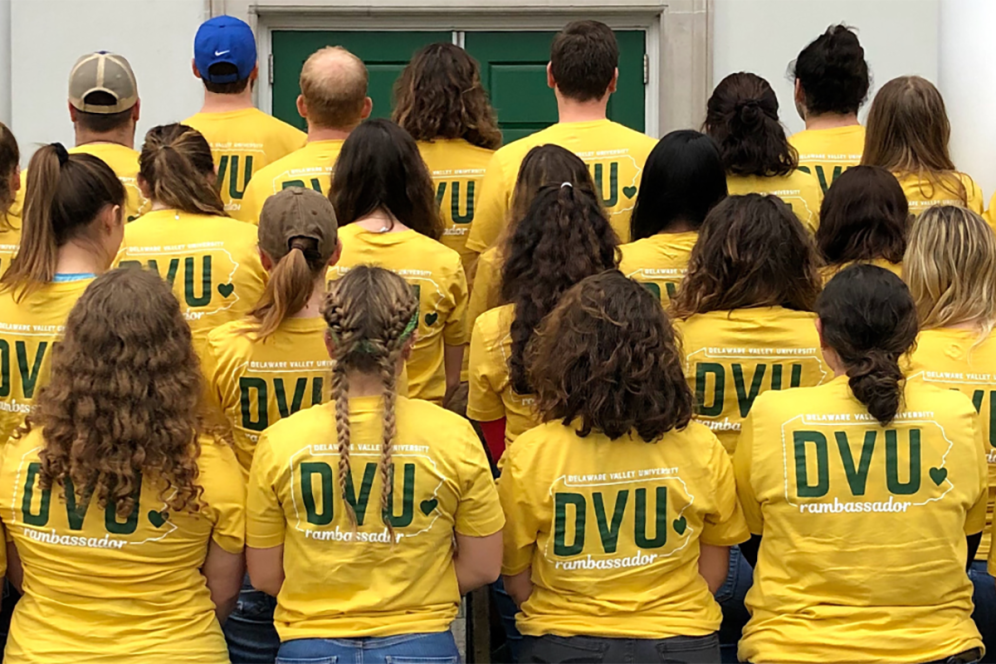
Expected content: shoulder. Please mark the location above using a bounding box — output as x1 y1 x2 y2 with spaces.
670 420 726 454
504 420 568 463
206 319 255 355
196 434 240 471
493 131 546 165
397 397 479 445
264 402 334 443
611 122 658 151
412 233 464 270
905 380 977 416
790 168 822 191
475 304 513 341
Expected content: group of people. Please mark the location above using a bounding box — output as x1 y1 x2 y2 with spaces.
0 12 991 664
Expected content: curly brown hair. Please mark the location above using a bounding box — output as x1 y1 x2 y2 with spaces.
23 268 204 518
528 270 693 442
393 43 501 150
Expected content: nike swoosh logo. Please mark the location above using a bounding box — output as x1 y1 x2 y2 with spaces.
214 50 230 57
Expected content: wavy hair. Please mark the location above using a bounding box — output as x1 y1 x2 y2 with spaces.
528 270 693 441
24 268 204 518
0 122 19 232
139 123 226 217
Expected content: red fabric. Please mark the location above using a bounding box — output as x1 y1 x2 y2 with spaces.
479 418 507 465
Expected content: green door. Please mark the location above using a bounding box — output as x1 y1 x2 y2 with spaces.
270 29 647 143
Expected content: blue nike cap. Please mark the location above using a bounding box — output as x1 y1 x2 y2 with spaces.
194 15 256 84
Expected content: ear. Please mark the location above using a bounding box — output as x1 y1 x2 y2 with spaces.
401 334 416 362
10 166 20 193
324 329 337 359
327 238 343 268
137 174 153 200
192 58 203 80
794 79 804 105
815 317 825 347
68 103 78 122
102 204 123 233
131 99 141 122
546 62 556 90
296 94 307 120
360 97 373 120
259 247 275 272
249 63 260 83
606 68 619 95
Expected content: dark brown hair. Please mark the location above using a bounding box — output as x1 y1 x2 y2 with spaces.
332 119 444 240
704 72 798 177
0 122 19 231
817 264 918 425
202 62 251 95
508 145 595 233
817 165 909 266
25 268 204 518
792 25 870 117
393 43 501 150
139 123 226 217
671 194 822 318
1 145 125 300
550 21 619 102
528 270 693 441
502 183 619 394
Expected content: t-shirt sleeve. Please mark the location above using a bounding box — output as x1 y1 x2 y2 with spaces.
453 421 505 538
246 432 287 548
467 317 506 423
498 440 540 576
443 258 470 347
734 412 765 536
985 191 996 228
968 175 985 215
199 337 231 433
201 438 247 554
467 252 497 331
235 177 262 224
466 154 507 254
701 434 751 546
966 409 988 536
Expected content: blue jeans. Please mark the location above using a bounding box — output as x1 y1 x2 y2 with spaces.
224 575 281 663
970 560 996 663
492 577 523 662
276 631 459 664
715 545 753 664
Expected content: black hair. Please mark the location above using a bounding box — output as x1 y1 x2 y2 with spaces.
793 25 870 117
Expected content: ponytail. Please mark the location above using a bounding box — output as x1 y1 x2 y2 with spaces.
139 124 226 217
1 144 124 301
248 237 325 340
0 122 19 232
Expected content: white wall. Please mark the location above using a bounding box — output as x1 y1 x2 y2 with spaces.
8 0 208 164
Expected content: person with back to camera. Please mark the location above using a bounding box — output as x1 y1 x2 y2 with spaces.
705 73 823 232
328 119 467 405
618 130 727 308
789 25 871 193
863 76 985 216
817 165 909 280
499 270 749 664
468 20 657 250
905 206 996 663
184 15 306 218
735 264 987 664
246 265 503 664
0 122 20 273
114 124 266 359
0 268 245 664
239 46 372 224
394 42 502 278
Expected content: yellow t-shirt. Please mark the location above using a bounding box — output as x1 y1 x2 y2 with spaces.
0 429 245 664
618 232 698 308
247 397 504 640
418 139 494 275
499 419 749 638
328 226 469 403
896 172 984 216
789 125 866 194
467 246 502 330
467 120 657 251
735 377 987 664
115 209 267 358
238 139 344 224
0 224 20 277
0 279 91 444
726 171 823 233
675 307 831 455
183 108 306 219
467 304 538 453
907 327 996 560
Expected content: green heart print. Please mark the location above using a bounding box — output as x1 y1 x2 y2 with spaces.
623 185 638 199
424 312 439 326
672 516 687 535
217 283 235 298
929 467 948 486
420 497 438 515
148 510 169 528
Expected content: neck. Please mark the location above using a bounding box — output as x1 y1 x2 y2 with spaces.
199 89 255 113
946 319 984 332
56 239 106 276
74 125 134 150
805 112 860 131
660 218 696 234
292 275 329 319
556 91 609 124
346 367 404 398
355 209 408 233
307 124 353 142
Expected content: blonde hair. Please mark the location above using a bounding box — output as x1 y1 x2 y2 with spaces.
322 265 418 536
301 47 368 129
904 206 996 336
139 124 226 217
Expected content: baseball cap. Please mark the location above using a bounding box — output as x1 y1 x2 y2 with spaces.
68 52 138 114
194 15 257 84
259 187 339 262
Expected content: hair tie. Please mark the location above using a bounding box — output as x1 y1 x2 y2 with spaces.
400 310 418 340
52 142 70 167
561 182 573 189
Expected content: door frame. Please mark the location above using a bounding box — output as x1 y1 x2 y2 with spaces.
215 0 712 138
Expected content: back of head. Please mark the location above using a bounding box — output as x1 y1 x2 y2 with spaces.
392 43 501 150
68 51 139 135
817 165 909 265
251 187 340 339
331 118 443 239
509 144 596 226
630 130 727 240
139 123 226 217
528 270 693 442
301 46 369 130
550 20 619 102
501 183 620 394
672 194 822 317
905 205 996 334
704 72 797 177
2 144 125 298
817 264 918 425
793 25 870 117
0 122 19 227
194 15 257 95
32 267 202 518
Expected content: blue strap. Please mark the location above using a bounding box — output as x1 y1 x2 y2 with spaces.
52 272 96 283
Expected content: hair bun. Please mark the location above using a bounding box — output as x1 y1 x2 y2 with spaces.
737 100 762 126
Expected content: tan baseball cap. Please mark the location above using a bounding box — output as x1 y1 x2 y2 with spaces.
259 187 339 262
68 51 138 114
